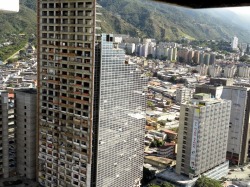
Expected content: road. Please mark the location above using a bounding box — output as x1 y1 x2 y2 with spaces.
4 43 28 64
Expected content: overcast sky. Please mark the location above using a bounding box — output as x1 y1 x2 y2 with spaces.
0 0 19 12
225 6 250 15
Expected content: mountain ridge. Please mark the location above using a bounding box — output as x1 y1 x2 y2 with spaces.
1 0 250 43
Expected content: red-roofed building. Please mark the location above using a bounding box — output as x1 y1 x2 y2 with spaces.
161 129 178 141
8 93 14 98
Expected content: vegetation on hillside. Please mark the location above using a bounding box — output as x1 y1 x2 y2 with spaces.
0 4 36 60
0 35 28 61
1 0 250 60
99 0 250 42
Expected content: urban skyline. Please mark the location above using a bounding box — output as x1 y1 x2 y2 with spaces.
1 1 250 187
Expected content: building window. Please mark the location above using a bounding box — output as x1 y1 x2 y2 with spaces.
24 106 26 109
24 131 26 134
24 112 26 116
24 119 26 122
24 125 26 128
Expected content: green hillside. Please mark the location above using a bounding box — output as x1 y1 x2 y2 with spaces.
1 0 250 44
98 0 250 42
0 5 36 41
0 4 36 61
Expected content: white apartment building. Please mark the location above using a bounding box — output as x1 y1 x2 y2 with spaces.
195 85 250 165
176 93 231 179
175 88 194 104
238 65 250 78
208 65 222 77
196 64 208 76
223 65 237 78
231 36 239 50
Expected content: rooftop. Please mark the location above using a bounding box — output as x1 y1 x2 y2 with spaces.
14 88 37 94
161 129 177 135
145 156 175 165
156 169 197 185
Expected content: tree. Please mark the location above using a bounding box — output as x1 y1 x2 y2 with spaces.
169 76 177 83
150 141 156 148
148 184 160 187
155 139 164 147
147 54 154 59
158 120 165 126
215 55 224 59
147 101 154 107
160 182 175 187
194 176 222 187
239 55 249 62
148 182 175 187
166 100 171 105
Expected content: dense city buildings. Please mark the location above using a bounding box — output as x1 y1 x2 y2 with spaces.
1 0 250 186
37 1 146 186
176 93 231 179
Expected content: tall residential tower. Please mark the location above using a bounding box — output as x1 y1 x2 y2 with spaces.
176 93 231 179
37 0 146 186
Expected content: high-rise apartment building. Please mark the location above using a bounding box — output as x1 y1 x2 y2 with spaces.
176 93 231 179
231 36 239 50
0 91 15 178
15 89 37 179
37 1 146 186
0 88 37 179
195 84 250 165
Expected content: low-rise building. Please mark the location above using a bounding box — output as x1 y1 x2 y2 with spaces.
157 142 176 159
175 88 193 104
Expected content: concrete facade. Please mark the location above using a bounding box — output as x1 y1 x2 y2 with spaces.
176 93 231 178
0 89 37 179
15 89 37 179
175 88 194 104
0 91 15 178
37 1 146 186
195 84 250 165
